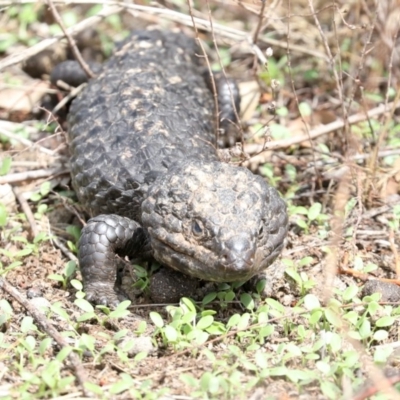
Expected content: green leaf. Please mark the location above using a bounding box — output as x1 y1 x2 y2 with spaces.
255 352 268 369
309 310 323 325
374 346 393 364
200 371 213 392
74 298 94 313
321 381 340 399
343 310 359 325
134 351 148 362
299 256 314 267
296 219 308 230
324 308 342 328
259 325 274 339
286 369 315 383
299 101 312 117
373 329 389 341
84 382 104 396
16 248 33 258
240 293 254 310
164 325 178 342
0 203 7 227
206 323 226 335
0 156 12 176
39 337 52 355
303 294 320 310
48 274 64 282
40 181 51 197
149 312 164 328
196 315 214 330
65 261 76 278
237 313 251 330
77 312 96 322
285 267 302 286
180 297 196 313
308 202 322 221
70 279 83 291
358 319 371 339
342 285 359 301
30 193 41 202
227 314 241 329
80 333 95 351
187 329 209 345
375 316 395 328
202 292 217 305
266 298 285 313
269 366 288 376
110 374 134 394
56 346 73 362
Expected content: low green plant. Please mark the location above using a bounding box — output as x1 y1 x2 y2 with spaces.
48 260 77 289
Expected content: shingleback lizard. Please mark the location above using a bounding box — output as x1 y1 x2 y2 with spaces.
67 28 289 306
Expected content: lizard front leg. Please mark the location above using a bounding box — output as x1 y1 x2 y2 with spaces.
79 214 146 307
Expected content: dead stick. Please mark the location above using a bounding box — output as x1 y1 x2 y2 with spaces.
244 101 400 153
0 168 68 185
12 188 39 239
0 276 93 397
45 0 95 79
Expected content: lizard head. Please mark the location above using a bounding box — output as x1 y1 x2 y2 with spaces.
141 160 288 282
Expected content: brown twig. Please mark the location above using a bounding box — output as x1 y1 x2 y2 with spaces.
45 0 95 79
52 83 86 114
351 374 400 400
307 0 349 150
12 187 39 239
285 0 320 185
243 100 400 153
187 0 220 144
0 127 56 157
0 168 69 185
389 229 400 279
252 0 267 44
0 276 93 397
51 234 78 263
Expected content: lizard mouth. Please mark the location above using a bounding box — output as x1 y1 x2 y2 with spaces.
150 236 257 282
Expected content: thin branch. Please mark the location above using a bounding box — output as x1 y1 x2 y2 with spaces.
244 100 400 153
0 276 93 397
187 0 220 144
0 167 68 185
0 127 56 157
252 0 267 44
45 0 95 79
12 187 39 239
285 0 320 184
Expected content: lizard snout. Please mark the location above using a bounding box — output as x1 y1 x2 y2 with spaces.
220 235 256 271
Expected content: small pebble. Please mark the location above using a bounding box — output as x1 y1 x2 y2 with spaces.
116 334 155 357
26 287 42 298
29 297 51 311
362 280 400 302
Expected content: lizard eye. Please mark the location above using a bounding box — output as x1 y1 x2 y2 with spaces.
192 220 205 237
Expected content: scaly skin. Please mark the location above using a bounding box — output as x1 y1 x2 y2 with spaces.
68 28 288 306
